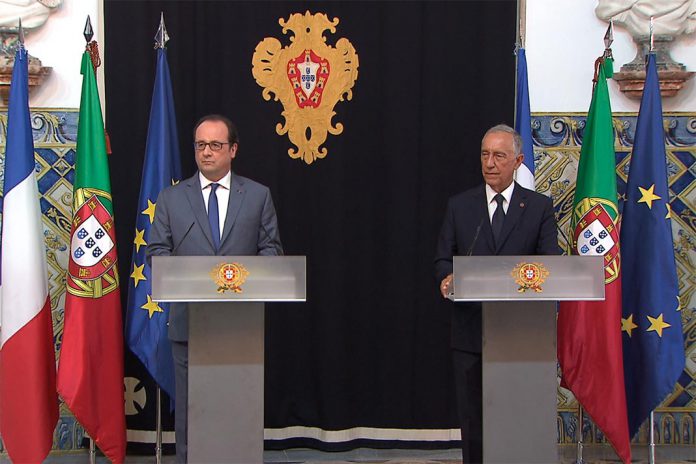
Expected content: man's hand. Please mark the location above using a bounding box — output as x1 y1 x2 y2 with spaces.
440 273 453 298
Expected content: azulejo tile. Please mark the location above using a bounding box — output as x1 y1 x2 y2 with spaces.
536 113 696 446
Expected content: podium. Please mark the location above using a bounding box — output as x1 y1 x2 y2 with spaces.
452 255 604 464
152 255 306 464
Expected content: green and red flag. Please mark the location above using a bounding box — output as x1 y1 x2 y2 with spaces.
557 58 631 464
57 49 126 463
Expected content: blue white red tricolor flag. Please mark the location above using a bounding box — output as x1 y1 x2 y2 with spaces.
0 44 58 464
514 47 535 190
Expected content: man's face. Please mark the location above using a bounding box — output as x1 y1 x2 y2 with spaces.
194 120 237 182
480 131 523 193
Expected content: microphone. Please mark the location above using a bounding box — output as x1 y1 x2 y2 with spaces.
467 217 485 256
445 217 484 300
172 221 195 255
258 220 283 256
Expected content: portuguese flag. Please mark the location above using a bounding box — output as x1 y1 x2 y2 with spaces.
556 58 631 464
57 50 126 463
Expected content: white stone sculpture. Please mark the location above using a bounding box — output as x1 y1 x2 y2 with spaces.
596 0 695 98
0 0 62 30
596 0 696 38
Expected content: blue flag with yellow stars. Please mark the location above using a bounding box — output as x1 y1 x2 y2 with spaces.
620 53 685 438
125 48 182 401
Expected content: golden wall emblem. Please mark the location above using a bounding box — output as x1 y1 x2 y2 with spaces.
511 262 549 293
252 11 359 164
211 262 249 294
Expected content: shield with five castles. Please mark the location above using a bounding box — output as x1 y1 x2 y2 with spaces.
68 192 118 282
571 199 620 283
287 49 330 108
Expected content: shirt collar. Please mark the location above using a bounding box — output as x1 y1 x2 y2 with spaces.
485 181 515 206
199 170 231 191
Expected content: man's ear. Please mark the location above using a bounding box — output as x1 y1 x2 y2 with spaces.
515 153 524 168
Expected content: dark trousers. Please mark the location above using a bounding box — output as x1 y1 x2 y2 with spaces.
171 340 188 464
452 349 482 464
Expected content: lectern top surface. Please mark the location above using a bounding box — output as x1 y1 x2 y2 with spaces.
452 255 604 301
151 255 306 302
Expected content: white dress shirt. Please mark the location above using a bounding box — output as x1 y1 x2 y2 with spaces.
199 170 231 240
485 182 515 223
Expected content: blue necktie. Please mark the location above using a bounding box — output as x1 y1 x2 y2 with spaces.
208 183 220 251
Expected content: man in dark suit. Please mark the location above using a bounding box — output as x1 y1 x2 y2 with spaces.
434 124 558 463
148 114 283 463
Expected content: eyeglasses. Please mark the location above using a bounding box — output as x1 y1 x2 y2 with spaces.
194 141 230 152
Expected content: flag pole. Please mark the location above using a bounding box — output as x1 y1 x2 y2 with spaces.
89 437 96 464
83 17 98 464
576 405 584 464
513 0 524 124
649 411 655 464
152 14 169 464
156 387 163 464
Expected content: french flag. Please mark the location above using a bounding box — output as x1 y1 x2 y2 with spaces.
0 45 58 463
515 47 535 190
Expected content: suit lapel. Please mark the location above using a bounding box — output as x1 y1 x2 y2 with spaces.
495 183 527 253
185 174 217 250
220 173 245 246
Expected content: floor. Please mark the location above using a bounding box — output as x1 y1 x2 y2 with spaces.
3 445 694 463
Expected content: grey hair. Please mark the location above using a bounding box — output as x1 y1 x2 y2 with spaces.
484 124 522 156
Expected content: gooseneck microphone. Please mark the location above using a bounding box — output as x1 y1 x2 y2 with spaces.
466 218 485 256
172 221 195 255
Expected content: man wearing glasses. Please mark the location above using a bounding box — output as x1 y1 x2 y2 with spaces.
148 114 283 463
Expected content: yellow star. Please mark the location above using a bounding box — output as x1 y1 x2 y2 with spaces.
646 313 671 337
665 203 672 219
141 294 163 319
142 200 156 224
133 228 147 253
621 314 638 337
637 184 661 209
130 263 147 288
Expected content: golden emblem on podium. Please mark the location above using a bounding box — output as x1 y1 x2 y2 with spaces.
211 262 249 294
252 11 359 164
511 262 549 293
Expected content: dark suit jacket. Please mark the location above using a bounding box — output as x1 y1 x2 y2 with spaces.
147 172 283 341
435 182 559 352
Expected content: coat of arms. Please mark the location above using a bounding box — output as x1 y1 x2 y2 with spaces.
252 11 359 164
211 262 249 294
511 262 549 293
67 188 119 297
571 198 620 283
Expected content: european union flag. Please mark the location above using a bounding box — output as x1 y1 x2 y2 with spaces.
620 53 685 438
514 47 534 190
125 47 182 401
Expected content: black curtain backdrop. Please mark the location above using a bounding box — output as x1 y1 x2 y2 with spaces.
104 0 516 450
